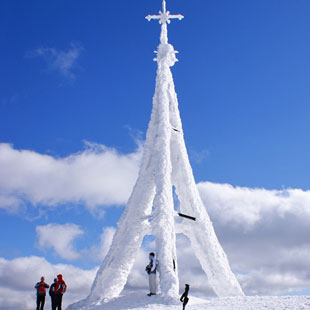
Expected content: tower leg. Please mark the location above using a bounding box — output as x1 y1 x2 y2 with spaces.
152 175 179 300
87 167 156 304
171 133 244 297
150 68 179 300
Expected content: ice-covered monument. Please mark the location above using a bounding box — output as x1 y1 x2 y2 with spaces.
68 1 244 308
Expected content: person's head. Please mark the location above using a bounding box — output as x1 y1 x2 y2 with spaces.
57 274 63 281
40 276 45 282
185 284 189 288
54 278 57 283
149 252 155 258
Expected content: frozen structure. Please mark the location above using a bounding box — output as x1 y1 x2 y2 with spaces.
68 1 244 308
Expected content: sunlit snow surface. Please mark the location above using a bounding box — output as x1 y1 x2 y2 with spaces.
68 291 309 310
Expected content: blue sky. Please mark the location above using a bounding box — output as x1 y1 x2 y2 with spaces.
2 0 310 189
1 1 310 309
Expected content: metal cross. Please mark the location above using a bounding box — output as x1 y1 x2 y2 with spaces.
146 0 183 24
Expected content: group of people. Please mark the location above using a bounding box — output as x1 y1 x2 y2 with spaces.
35 274 67 310
35 254 188 310
145 252 190 309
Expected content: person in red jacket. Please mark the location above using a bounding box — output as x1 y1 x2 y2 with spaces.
34 276 49 310
54 274 67 310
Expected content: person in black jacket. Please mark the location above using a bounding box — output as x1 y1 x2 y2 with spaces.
34 276 49 310
180 284 190 310
145 252 158 296
49 278 57 310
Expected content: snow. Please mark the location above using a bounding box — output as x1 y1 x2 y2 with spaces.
68 291 310 310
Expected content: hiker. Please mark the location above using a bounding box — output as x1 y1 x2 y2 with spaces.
180 284 190 310
54 274 67 310
49 278 57 310
145 252 158 296
34 276 49 310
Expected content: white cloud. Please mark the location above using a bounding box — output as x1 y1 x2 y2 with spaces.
36 223 84 260
2 144 310 296
0 195 22 213
126 248 150 290
0 256 97 310
197 181 310 230
36 224 116 262
86 227 116 261
0 142 141 215
27 42 83 79
197 181 310 295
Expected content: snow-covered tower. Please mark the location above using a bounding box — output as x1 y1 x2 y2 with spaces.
69 1 244 308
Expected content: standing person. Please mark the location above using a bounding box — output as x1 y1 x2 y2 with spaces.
145 252 158 296
34 276 49 310
49 278 57 310
54 274 67 310
180 284 190 310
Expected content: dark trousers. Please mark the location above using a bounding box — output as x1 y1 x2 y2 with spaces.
51 296 56 310
182 297 189 310
36 294 45 310
54 294 63 310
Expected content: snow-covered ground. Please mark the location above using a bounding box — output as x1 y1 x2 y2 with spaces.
68 291 310 310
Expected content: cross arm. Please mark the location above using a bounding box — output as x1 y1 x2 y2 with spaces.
146 15 161 22
168 14 184 21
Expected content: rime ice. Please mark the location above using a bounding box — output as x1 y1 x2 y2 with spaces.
68 1 243 309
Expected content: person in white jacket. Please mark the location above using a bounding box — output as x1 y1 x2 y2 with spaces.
145 252 158 296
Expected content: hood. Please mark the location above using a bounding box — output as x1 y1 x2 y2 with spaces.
57 274 63 281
